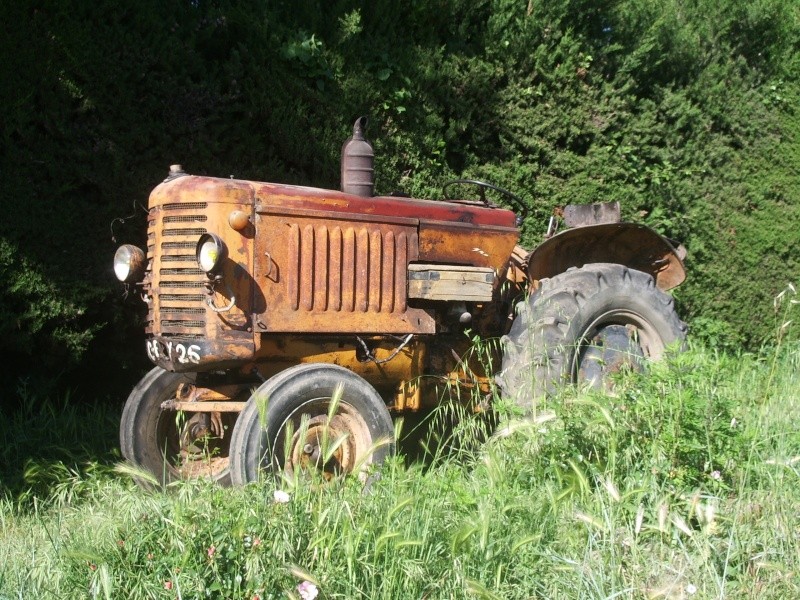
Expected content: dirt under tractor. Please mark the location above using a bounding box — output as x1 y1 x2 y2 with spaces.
113 117 687 485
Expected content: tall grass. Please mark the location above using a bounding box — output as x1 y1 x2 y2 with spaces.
2 339 799 598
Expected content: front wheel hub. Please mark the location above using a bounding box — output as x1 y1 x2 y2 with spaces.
287 415 356 479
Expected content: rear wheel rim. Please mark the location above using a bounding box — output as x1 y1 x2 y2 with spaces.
573 309 663 389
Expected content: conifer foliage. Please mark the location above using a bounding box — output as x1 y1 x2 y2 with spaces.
1 1 797 393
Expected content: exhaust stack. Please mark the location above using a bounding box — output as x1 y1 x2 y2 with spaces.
340 116 374 197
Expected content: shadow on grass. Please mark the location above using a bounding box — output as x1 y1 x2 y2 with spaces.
396 404 499 467
0 393 122 503
0 387 497 504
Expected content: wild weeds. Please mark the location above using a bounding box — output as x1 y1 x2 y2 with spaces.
2 310 799 597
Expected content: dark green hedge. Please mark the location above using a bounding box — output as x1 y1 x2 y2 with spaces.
1 0 798 397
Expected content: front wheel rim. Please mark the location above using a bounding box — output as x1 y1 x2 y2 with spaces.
155 408 234 480
272 398 373 479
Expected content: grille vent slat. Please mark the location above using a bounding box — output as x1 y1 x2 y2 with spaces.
160 268 205 276
161 307 205 315
160 294 206 302
161 320 205 329
160 281 206 289
162 242 198 250
161 333 205 339
163 215 208 224
163 202 208 211
163 227 207 237
161 254 197 263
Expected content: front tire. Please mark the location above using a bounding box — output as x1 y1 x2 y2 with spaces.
229 363 395 485
120 367 234 486
499 264 687 408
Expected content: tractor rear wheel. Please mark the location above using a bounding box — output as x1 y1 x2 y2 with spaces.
229 363 395 485
499 263 687 409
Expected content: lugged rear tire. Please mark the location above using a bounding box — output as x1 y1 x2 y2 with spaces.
498 263 687 409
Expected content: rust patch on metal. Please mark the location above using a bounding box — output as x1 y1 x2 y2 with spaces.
418 220 519 278
251 181 518 228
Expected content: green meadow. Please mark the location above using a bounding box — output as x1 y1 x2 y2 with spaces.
3 327 798 598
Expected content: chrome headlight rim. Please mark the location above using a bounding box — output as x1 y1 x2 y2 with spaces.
113 244 146 283
196 233 227 275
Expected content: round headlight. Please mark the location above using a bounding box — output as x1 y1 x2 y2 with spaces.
113 244 146 283
196 233 227 274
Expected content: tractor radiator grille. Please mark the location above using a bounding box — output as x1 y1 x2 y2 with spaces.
145 203 208 337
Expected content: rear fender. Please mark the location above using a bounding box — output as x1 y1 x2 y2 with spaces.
526 222 686 290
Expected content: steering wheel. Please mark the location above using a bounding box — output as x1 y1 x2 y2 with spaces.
442 179 528 224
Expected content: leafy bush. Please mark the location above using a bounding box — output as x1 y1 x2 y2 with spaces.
1 0 799 399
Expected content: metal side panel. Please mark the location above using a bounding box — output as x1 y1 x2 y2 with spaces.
254 211 435 334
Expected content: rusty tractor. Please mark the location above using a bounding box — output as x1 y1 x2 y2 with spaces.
113 118 686 485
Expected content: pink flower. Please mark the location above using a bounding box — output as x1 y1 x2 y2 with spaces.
164 580 173 590
208 545 216 559
710 470 722 481
297 581 319 600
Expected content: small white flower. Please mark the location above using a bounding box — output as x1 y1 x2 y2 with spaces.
297 581 319 600
710 470 722 481
686 583 697 595
730 417 738 428
273 489 291 504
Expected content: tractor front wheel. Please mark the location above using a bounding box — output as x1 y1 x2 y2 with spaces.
120 367 235 486
229 363 395 485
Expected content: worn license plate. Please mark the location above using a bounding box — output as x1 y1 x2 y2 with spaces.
146 338 202 365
